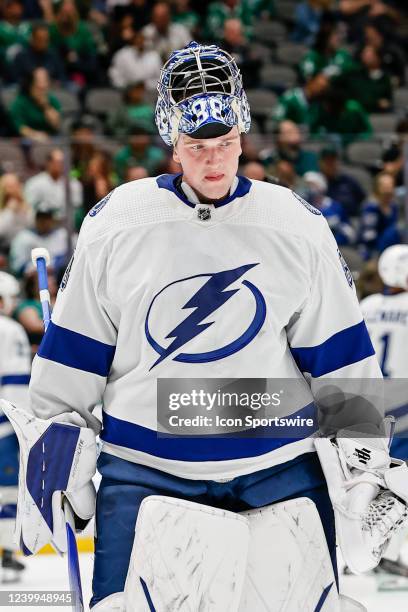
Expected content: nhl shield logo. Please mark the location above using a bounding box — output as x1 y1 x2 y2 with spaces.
197 207 211 221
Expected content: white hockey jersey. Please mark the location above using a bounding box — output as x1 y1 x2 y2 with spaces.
29 175 382 479
0 316 31 439
361 291 408 433
361 291 408 379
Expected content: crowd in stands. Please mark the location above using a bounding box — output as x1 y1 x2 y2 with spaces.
0 0 407 352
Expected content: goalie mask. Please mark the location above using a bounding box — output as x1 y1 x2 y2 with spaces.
156 41 251 146
378 244 408 290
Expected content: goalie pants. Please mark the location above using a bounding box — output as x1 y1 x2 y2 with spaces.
90 451 337 608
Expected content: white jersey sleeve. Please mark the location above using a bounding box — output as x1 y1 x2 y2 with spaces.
287 220 380 378
0 316 31 437
29 215 118 433
286 218 383 427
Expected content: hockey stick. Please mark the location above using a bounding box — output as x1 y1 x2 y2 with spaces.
31 247 84 612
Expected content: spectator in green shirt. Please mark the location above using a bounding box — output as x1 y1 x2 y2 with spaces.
113 124 166 182
262 120 319 177
340 44 393 113
107 82 155 139
49 0 100 86
0 0 31 77
299 15 355 81
205 0 254 42
273 73 329 127
310 84 372 147
10 67 61 141
172 0 200 37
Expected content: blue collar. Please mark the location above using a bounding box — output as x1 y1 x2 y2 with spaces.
156 173 252 208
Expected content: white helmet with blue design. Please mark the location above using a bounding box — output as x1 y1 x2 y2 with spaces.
378 244 408 290
156 41 251 146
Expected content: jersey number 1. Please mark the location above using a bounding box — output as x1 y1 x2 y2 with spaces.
379 333 391 378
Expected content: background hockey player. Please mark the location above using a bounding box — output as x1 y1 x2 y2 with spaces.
2 41 408 611
361 244 408 584
0 272 31 581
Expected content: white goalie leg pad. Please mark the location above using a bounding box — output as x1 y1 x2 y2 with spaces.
124 495 250 612
238 497 341 612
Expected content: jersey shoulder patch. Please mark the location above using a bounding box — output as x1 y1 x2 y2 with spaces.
292 191 321 216
89 190 114 217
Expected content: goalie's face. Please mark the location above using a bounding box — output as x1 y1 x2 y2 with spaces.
173 127 242 203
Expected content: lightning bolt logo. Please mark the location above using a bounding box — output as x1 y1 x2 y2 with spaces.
145 264 266 370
